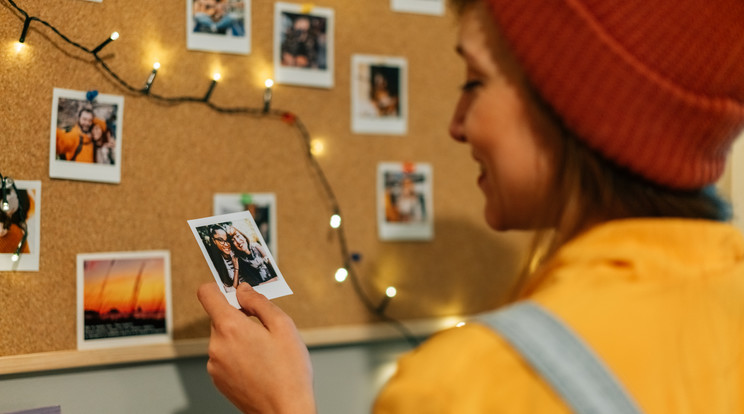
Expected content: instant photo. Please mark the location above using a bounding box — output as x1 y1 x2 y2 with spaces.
213 193 278 260
377 162 434 241
391 0 445 15
188 210 292 308
0 180 41 272
187 0 251 54
351 55 408 135
77 251 173 350
49 88 124 184
274 2 334 88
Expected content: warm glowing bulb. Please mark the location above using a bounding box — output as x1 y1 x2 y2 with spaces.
14 42 24 53
11 253 19 262
265 79 274 88
213 73 221 81
1 201 9 212
153 62 161 70
455 322 466 328
110 32 120 40
334 268 348 282
385 286 397 298
330 214 341 229
310 139 324 156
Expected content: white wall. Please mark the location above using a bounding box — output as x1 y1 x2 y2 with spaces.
0 340 412 414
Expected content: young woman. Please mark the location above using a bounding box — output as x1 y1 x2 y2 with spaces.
197 0 744 412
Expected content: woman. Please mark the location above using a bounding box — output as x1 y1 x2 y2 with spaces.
198 0 744 412
226 226 276 287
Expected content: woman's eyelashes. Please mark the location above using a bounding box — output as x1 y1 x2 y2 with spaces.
461 79 483 92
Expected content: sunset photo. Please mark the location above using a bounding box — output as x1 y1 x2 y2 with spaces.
77 250 172 349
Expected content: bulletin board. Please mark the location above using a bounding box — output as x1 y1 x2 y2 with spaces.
0 0 529 374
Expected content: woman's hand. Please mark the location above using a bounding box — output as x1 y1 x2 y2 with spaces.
198 283 316 414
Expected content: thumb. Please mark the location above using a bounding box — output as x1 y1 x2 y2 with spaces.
235 284 294 332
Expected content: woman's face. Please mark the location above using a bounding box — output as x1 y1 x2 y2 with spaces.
449 3 562 231
231 231 248 251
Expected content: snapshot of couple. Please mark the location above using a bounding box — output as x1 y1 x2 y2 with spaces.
49 88 123 184
55 100 117 165
199 221 277 292
189 212 292 304
191 0 246 37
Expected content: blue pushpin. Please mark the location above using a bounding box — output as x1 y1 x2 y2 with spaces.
86 90 99 102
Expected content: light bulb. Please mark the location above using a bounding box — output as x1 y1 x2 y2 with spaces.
385 286 397 298
213 73 221 81
265 78 274 88
330 214 341 229
11 253 19 262
153 62 161 70
110 32 119 40
334 268 348 282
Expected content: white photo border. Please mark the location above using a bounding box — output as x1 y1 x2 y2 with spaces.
273 2 335 88
351 54 408 135
188 210 292 308
377 162 434 241
213 192 278 260
186 0 251 55
0 180 41 272
391 0 445 15
49 88 124 184
76 250 173 350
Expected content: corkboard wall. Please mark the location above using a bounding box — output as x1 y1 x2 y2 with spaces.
0 0 529 359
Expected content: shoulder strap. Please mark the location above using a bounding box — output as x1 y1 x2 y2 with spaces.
70 134 85 161
477 302 643 414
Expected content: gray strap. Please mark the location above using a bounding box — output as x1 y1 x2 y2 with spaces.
477 302 643 414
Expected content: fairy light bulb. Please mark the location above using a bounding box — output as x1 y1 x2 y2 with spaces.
11 253 19 262
1 201 9 212
310 139 325 156
213 72 221 81
330 214 341 229
334 267 348 282
385 286 397 298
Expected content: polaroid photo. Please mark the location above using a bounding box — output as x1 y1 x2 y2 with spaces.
391 0 445 15
213 193 278 260
351 54 408 135
0 180 41 272
49 88 124 184
187 0 251 55
377 162 434 241
76 250 173 350
274 2 334 88
188 210 292 308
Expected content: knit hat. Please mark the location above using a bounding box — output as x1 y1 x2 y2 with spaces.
485 0 744 189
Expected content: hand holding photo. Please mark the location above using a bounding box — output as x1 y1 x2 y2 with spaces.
188 210 292 308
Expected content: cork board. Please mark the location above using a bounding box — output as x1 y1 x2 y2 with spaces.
0 0 529 367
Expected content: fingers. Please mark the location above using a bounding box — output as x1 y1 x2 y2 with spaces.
197 283 239 321
235 283 294 333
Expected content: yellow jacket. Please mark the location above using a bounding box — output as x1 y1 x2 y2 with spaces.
374 219 744 413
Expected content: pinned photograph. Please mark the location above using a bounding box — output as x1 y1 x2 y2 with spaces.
213 193 278 260
391 0 445 15
378 162 434 241
187 0 251 55
49 88 123 184
188 211 292 308
351 54 407 135
77 251 172 350
0 179 41 272
274 2 334 88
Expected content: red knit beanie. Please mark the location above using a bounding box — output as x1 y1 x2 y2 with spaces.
485 0 744 189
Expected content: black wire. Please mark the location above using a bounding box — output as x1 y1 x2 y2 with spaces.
3 0 421 347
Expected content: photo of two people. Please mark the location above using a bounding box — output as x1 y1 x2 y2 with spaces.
198 222 277 292
189 211 292 305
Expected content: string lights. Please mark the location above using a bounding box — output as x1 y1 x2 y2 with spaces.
142 62 160 94
3 0 419 347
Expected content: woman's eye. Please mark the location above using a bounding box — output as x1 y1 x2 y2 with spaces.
461 80 482 92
